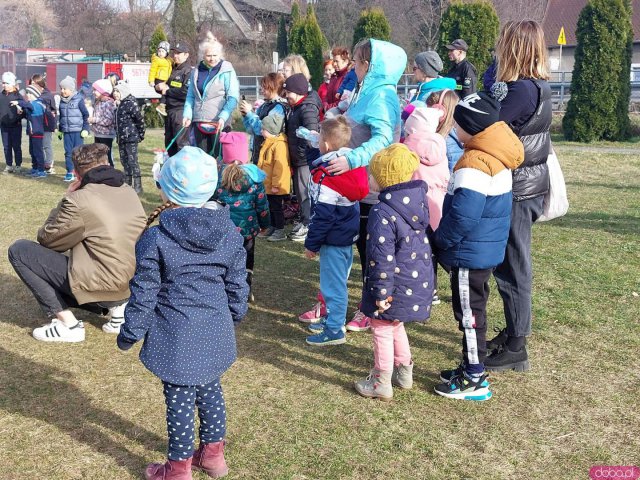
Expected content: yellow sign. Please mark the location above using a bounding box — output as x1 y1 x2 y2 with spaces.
558 27 566 45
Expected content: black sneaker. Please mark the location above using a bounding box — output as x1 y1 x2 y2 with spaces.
485 345 530 372
486 327 508 351
434 372 492 401
440 363 490 386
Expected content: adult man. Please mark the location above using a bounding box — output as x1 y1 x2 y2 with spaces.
8 143 147 342
159 42 192 156
445 39 478 99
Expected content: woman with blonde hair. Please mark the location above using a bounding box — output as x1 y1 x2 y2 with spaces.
484 19 552 373
182 32 239 156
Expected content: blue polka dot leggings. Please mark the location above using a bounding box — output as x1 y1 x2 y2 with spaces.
163 379 226 461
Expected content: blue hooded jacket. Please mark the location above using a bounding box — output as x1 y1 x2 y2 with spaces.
118 204 248 386
345 39 406 172
410 77 457 103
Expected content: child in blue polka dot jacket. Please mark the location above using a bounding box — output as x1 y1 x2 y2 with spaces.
354 144 435 402
117 145 249 480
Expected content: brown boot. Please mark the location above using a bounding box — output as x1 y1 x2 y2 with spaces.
192 441 229 478
145 457 193 480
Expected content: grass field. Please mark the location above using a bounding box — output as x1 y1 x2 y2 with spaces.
0 130 638 480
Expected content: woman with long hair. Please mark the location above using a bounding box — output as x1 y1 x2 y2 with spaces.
485 20 552 372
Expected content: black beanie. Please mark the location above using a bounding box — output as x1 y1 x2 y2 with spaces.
453 92 500 136
282 73 309 95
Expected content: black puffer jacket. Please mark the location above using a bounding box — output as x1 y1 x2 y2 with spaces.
0 90 23 128
115 95 145 144
285 90 321 168
507 79 552 201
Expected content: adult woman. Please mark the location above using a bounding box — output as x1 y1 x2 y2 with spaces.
183 32 239 156
485 20 552 372
239 73 287 165
409 51 456 103
324 46 351 110
326 38 407 331
317 60 335 108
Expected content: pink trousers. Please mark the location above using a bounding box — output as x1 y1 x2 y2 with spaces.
371 319 412 372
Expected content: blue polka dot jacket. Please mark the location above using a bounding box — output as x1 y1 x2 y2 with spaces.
118 203 249 385
361 180 435 323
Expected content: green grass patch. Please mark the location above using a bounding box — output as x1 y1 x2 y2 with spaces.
0 131 638 479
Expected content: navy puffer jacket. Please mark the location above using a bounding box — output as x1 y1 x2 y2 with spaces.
361 180 434 323
118 203 249 386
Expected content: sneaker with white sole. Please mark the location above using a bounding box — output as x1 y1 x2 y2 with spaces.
345 309 372 332
32 319 85 343
102 302 127 334
2 165 15 174
434 371 492 401
306 327 346 346
298 293 327 323
289 225 308 242
267 228 287 242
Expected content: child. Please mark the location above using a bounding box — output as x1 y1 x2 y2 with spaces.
354 144 434 401
89 79 117 167
216 132 270 302
403 105 450 305
256 113 291 242
58 76 90 182
12 85 47 177
113 81 145 194
1 72 25 174
282 73 320 242
426 89 463 172
117 145 248 480
304 116 369 346
148 41 172 116
433 92 524 401
30 74 57 174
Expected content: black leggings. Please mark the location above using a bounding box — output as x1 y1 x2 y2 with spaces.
267 194 285 230
356 202 373 282
243 237 255 272
95 137 114 166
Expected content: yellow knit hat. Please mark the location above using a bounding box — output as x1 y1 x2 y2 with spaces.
369 144 420 190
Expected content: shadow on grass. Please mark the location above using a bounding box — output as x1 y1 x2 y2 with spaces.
553 211 640 235
0 346 164 476
565 181 640 192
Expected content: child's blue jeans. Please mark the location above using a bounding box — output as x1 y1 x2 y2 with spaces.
63 132 83 173
319 244 353 332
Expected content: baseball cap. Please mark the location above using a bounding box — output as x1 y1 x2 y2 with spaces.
171 43 189 54
446 39 469 51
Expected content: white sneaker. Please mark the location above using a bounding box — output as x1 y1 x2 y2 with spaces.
3 165 14 174
289 225 308 242
33 319 85 343
291 222 303 234
102 302 127 334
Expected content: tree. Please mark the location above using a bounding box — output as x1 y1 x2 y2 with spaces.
149 23 168 57
171 0 196 51
352 7 391 47
1 0 57 48
438 1 499 88
277 15 288 58
289 5 328 89
613 0 633 140
28 22 45 48
562 0 632 142
288 0 304 54
403 0 448 50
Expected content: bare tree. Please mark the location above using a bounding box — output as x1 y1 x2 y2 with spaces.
119 9 162 57
490 0 548 25
0 0 58 47
404 0 449 50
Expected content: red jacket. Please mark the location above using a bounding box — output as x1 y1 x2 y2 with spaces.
324 67 349 110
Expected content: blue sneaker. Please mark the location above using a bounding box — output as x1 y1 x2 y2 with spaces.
434 371 492 401
32 170 47 178
306 327 346 346
27 168 38 176
63 172 76 182
308 317 347 333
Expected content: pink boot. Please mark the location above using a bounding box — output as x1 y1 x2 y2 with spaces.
192 441 229 478
145 457 193 480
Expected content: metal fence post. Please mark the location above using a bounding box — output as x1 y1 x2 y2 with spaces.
255 76 260 99
560 71 565 109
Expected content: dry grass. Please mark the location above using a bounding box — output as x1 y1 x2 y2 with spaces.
0 130 638 479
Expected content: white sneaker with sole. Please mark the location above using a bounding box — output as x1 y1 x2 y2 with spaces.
33 319 85 342
102 302 127 334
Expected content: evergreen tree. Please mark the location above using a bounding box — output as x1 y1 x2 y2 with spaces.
149 24 168 57
171 0 196 50
563 0 631 141
289 5 328 89
352 8 391 47
438 1 499 88
277 15 288 58
288 0 304 54
613 0 633 140
28 22 44 49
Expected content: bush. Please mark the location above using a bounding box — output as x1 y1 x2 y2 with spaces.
438 1 499 89
149 24 168 57
143 102 165 129
352 8 391 47
289 5 328 89
563 0 633 141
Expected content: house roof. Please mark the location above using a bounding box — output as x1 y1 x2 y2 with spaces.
238 0 290 14
542 0 640 47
